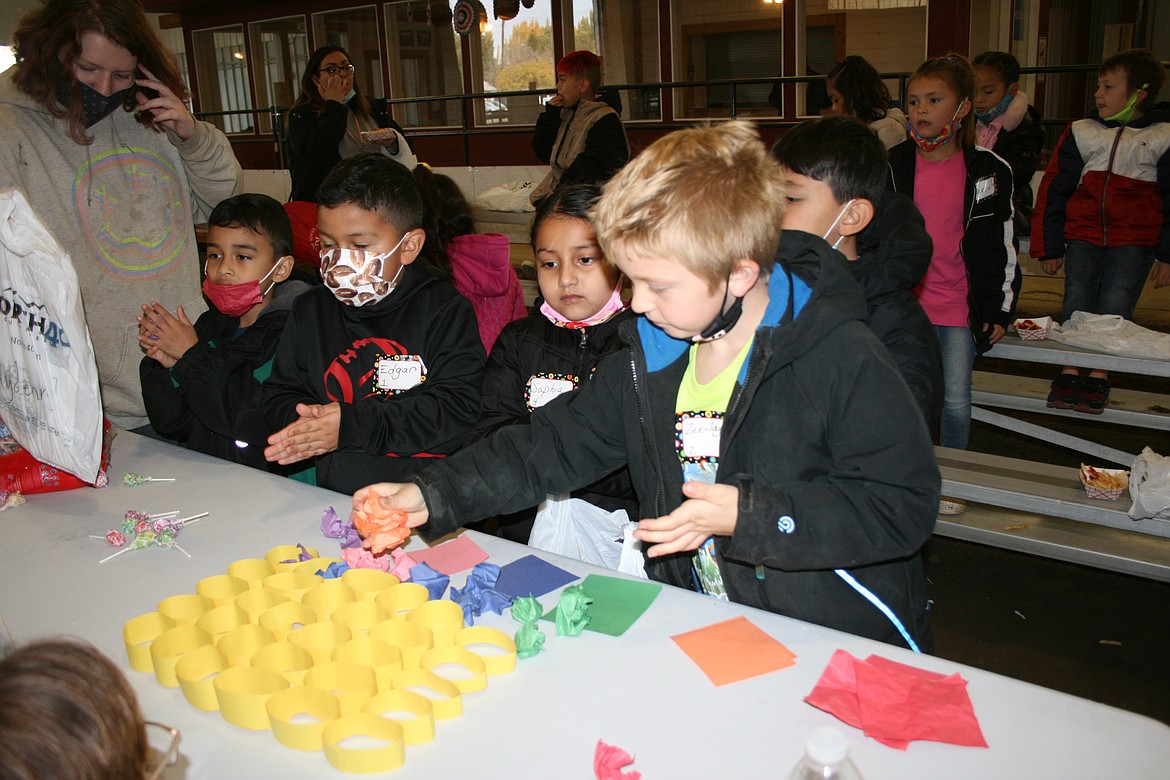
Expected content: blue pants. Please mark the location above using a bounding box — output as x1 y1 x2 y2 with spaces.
934 325 976 450
1061 241 1155 322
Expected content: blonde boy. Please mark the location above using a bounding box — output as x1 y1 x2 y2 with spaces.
358 122 939 649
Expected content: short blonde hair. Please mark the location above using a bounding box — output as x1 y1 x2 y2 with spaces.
592 120 786 290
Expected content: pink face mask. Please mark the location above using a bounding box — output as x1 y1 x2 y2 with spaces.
202 261 282 318
540 285 626 329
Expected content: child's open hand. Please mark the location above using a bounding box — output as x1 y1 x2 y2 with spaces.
1039 257 1064 275
137 302 197 362
264 402 341 464
634 481 739 558
1151 261 1170 289
352 482 430 539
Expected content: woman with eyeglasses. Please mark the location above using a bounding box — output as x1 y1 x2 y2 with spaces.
287 45 417 202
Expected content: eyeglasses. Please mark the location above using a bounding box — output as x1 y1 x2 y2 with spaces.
144 721 181 780
318 64 355 76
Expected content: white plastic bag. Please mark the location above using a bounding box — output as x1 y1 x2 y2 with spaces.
476 180 536 212
1049 312 1170 360
1128 447 1170 521
0 189 102 483
529 493 647 578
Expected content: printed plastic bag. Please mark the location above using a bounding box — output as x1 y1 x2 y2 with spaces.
529 493 647 578
0 189 103 484
477 181 537 212
1128 447 1170 521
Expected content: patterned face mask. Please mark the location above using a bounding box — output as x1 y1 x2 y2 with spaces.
908 101 967 153
57 77 132 128
318 233 409 307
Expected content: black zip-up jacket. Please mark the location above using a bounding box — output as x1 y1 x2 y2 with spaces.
853 192 943 435
263 264 485 494
140 281 311 475
888 140 1021 355
287 97 413 202
415 232 939 649
988 104 1044 238
470 309 638 540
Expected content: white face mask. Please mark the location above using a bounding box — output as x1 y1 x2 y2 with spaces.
821 199 856 251
318 232 409 307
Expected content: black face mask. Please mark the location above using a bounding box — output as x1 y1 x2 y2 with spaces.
692 289 744 342
57 77 132 128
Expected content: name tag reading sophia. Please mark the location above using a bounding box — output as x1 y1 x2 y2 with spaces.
376 355 426 394
527 373 577 410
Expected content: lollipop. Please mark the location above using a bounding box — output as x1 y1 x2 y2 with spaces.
123 473 175 487
351 492 410 554
97 511 207 562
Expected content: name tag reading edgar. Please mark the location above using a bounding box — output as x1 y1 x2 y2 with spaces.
376 355 426 394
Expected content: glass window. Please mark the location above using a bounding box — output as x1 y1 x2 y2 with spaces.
156 27 192 110
311 6 384 98
384 1 463 128
571 0 661 121
248 16 308 134
470 0 554 126
672 3 783 120
191 25 255 134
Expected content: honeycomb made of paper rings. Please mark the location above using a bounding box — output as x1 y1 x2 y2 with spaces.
124 545 517 773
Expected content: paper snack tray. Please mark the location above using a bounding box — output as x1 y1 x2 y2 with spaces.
1079 463 1129 501
1013 316 1053 341
360 128 397 143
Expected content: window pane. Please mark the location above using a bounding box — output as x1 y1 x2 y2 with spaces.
312 6 384 98
248 16 308 134
473 0 553 126
384 1 463 128
574 0 660 121
672 4 782 120
191 25 255 134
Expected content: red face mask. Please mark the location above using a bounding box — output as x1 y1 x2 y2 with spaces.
202 262 281 318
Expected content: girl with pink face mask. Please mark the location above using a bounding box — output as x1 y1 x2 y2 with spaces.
886 54 1020 517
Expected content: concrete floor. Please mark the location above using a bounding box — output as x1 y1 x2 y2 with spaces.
927 265 1170 726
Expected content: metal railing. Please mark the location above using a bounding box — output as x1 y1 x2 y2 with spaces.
194 63 1123 170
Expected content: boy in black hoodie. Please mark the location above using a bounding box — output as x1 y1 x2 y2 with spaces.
772 115 942 435
139 194 312 478
262 155 485 494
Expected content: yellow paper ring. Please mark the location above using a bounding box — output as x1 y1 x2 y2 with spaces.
266 686 341 751
250 640 315 687
196 603 249 643
302 579 357 622
420 645 488 694
390 668 463 720
368 619 431 669
331 600 392 638
175 644 228 711
157 593 213 627
342 568 400 601
195 574 249 607
258 599 318 642
217 623 275 667
213 666 290 730
363 690 436 745
286 621 352 665
234 587 290 624
303 661 378 716
406 599 464 647
150 625 212 688
455 626 518 676
264 544 320 572
123 611 170 673
227 557 275 590
333 636 403 693
322 713 406 774
263 571 323 602
374 582 429 616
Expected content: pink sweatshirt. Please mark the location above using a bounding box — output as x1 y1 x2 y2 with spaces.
447 233 528 352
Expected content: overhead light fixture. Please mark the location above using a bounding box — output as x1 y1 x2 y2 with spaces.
232 51 245 60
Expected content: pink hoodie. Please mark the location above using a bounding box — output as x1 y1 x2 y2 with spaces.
447 232 528 352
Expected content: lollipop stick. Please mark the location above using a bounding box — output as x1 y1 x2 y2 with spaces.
147 478 176 482
173 512 209 527
99 546 137 564
148 511 179 519
170 543 192 559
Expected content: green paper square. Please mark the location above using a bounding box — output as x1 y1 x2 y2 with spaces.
542 574 662 636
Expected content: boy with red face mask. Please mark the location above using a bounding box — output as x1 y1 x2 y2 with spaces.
138 193 313 478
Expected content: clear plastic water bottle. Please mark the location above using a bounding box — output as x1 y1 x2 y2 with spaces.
786 727 863 780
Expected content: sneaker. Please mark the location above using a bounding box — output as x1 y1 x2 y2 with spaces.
1075 376 1110 415
1046 373 1080 409
938 498 967 516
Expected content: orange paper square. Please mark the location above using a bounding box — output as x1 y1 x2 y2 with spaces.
671 616 796 686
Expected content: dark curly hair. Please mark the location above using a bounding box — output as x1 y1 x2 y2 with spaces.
826 55 891 124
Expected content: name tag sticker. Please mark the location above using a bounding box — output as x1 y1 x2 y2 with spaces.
679 414 723 460
376 355 426 393
974 175 996 203
527 374 576 410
